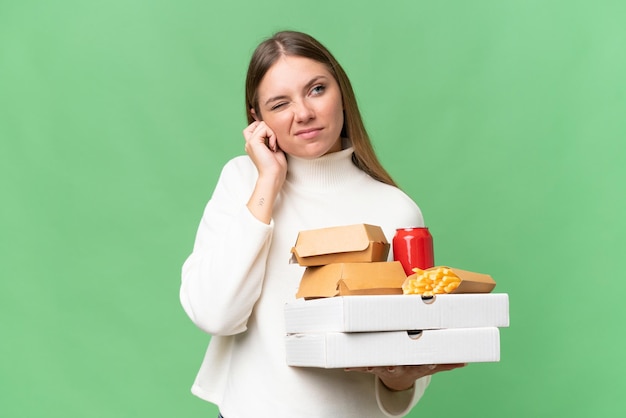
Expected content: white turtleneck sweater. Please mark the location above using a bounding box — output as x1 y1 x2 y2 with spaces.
180 147 430 417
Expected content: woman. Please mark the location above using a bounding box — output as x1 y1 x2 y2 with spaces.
180 30 463 417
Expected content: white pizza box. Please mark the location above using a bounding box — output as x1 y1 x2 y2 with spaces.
285 327 500 368
284 293 509 333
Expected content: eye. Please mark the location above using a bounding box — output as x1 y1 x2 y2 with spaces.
270 102 287 111
310 84 326 96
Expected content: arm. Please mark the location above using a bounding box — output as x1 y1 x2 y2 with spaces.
180 121 287 336
180 158 274 336
244 120 287 224
373 364 466 416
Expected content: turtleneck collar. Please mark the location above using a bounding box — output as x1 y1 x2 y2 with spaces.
285 147 364 191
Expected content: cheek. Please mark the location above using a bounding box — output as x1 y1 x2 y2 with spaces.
332 101 344 127
328 94 344 123
262 114 284 132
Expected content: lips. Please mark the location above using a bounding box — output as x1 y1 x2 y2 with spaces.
294 127 323 140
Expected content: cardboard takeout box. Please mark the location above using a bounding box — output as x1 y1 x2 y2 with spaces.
284 293 510 333
295 261 406 299
403 267 497 294
285 327 501 368
448 267 497 293
290 224 390 267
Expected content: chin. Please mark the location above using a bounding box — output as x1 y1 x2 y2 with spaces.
287 151 324 160
284 142 338 159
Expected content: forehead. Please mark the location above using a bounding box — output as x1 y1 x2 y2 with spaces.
257 55 334 97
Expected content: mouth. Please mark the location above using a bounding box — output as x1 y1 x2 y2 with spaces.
294 127 323 139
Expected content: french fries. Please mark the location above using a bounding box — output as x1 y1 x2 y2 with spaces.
402 267 461 296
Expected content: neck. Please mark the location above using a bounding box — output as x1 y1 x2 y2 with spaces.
285 147 362 190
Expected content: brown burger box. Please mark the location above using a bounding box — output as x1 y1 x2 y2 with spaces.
295 261 407 299
290 224 390 267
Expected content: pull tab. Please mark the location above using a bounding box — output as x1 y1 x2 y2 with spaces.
421 295 436 304
407 330 423 340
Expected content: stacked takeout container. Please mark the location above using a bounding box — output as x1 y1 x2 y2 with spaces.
284 224 510 368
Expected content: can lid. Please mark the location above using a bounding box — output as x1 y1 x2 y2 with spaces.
396 226 428 231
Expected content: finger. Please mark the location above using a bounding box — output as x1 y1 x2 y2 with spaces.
424 363 466 376
249 123 276 149
268 132 278 152
252 123 277 151
243 121 261 140
344 367 373 373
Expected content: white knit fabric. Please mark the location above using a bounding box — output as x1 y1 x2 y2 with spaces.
180 147 431 417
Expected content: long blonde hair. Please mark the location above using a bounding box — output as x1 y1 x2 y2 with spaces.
245 30 398 187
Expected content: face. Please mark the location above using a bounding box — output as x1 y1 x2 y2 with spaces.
253 55 344 159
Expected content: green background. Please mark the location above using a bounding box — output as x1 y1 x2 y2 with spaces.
1 0 624 417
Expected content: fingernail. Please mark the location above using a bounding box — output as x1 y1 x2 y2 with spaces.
428 364 437 370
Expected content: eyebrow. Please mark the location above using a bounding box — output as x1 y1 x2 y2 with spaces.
263 75 329 106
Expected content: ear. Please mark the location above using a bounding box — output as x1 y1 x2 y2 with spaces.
250 108 260 121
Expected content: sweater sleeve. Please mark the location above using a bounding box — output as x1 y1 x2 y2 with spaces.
375 376 431 417
180 157 272 336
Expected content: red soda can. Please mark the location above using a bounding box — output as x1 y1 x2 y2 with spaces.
393 227 435 276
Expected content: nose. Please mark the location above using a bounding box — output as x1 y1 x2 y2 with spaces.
293 100 314 123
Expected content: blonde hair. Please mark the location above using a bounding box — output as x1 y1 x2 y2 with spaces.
245 30 397 187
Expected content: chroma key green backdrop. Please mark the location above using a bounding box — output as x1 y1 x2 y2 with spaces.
1 1 624 417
